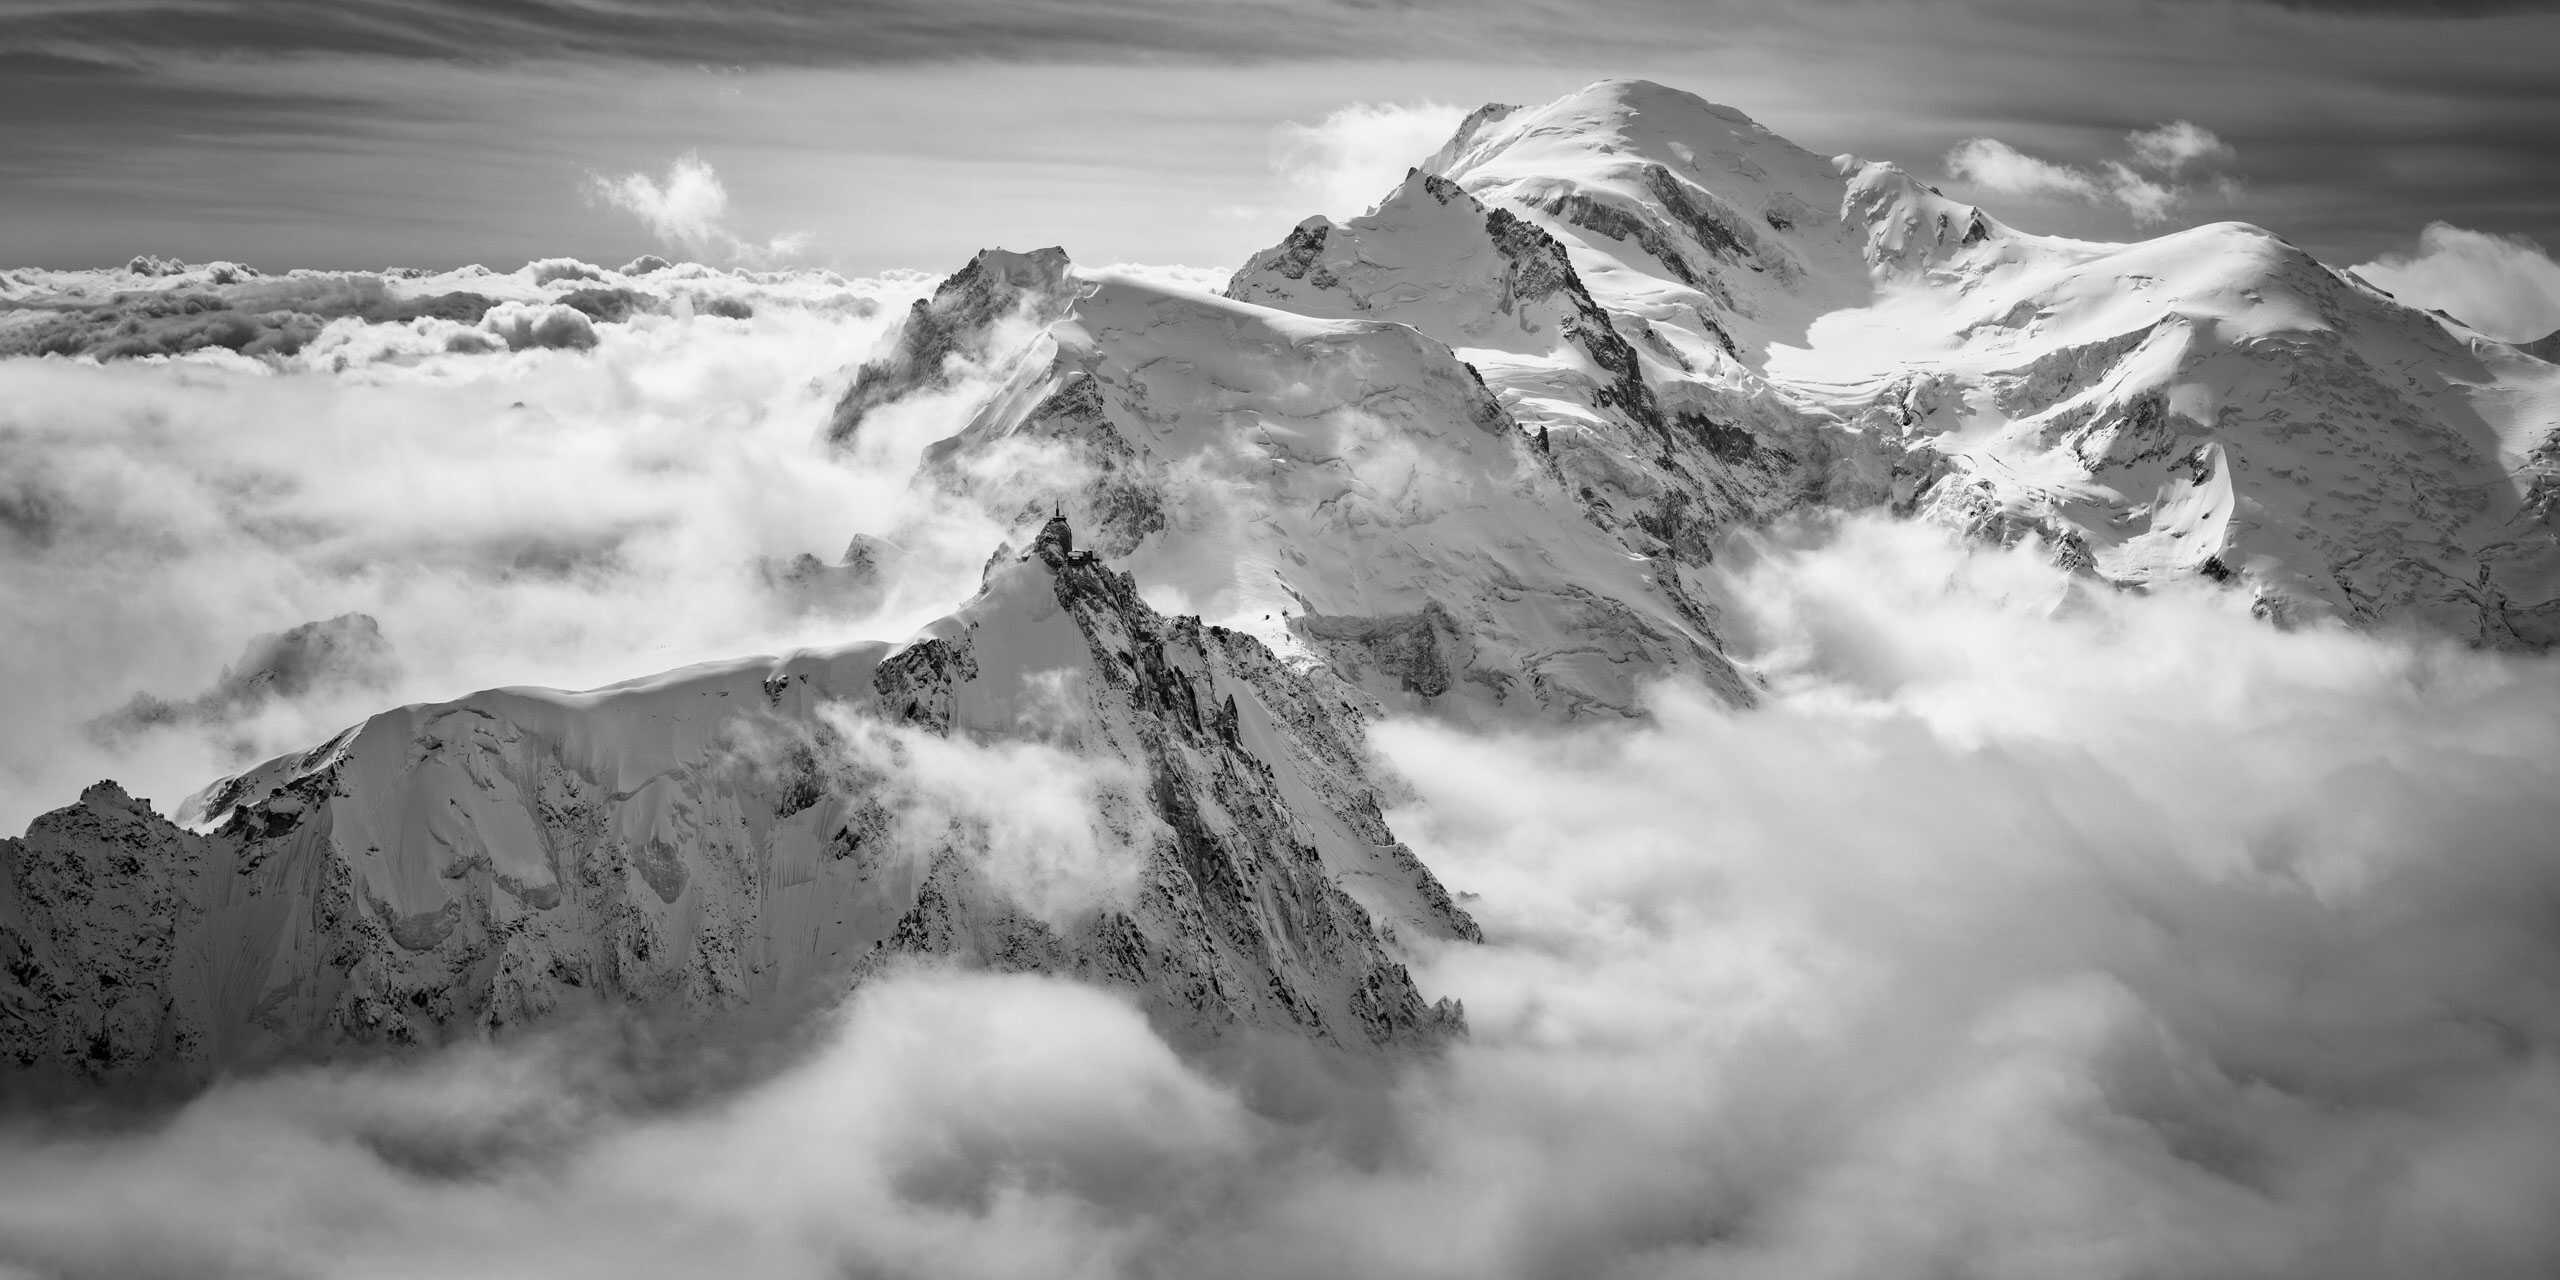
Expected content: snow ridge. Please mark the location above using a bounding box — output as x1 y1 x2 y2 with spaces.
1 521 1470 1082
8 74 2559 1081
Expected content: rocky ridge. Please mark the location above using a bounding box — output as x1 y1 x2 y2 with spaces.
846 77 2559 663
0 518 1471 1082
10 74 2559 1083
832 241 1758 720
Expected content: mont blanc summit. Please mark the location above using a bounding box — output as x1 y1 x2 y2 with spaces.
850 78 2560 722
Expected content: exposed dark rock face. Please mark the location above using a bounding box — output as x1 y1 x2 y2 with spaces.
1253 221 1338 288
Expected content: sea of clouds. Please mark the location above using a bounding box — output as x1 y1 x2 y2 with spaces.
0 256 1077 833
4 387 2558 1280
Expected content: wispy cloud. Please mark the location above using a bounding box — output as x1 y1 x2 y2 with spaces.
587 152 810 266
1945 120 2240 226
0 268 1033 832
2352 221 2560 342
1942 136 2106 201
1270 100 1468 220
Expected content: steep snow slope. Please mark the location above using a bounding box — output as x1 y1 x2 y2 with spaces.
0 519 1472 1082
1771 217 2560 642
833 246 1755 720
1362 78 2560 646
828 78 2555 741
1419 79 1994 369
1225 169 1829 573
1223 82 2068 600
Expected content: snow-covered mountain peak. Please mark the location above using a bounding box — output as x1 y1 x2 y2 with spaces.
830 240 1770 720
1223 166 1596 360
1272 77 2560 649
1767 197 2560 641
828 245 1082 444
1838 158 2011 273
14 72 2560 1095
1413 80 1887 364
3 517 1478 1081
1428 79 1802 184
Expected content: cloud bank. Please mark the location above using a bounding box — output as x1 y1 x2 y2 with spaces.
0 262 1030 834
2352 222 2560 343
6 515 2558 1277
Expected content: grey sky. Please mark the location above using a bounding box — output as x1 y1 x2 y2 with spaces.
2 0 2555 276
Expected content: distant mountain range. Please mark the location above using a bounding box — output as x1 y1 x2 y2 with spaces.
8 78 2554 1083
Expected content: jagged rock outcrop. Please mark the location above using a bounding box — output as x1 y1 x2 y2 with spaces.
1225 165 1813 598
1 520 1473 1083
828 236 1756 719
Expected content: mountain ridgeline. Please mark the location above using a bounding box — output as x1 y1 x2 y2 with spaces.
8 77 2557 1082
2 520 1471 1081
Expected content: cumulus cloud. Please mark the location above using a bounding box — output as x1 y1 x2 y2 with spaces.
1946 121 2240 226
2102 160 2181 224
2127 119 2237 173
6 514 2558 1277
1943 136 2105 201
0 970 1247 1280
1356 517 2560 1278
477 298 600 350
588 152 813 266
2352 222 2560 343
1271 101 1468 220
